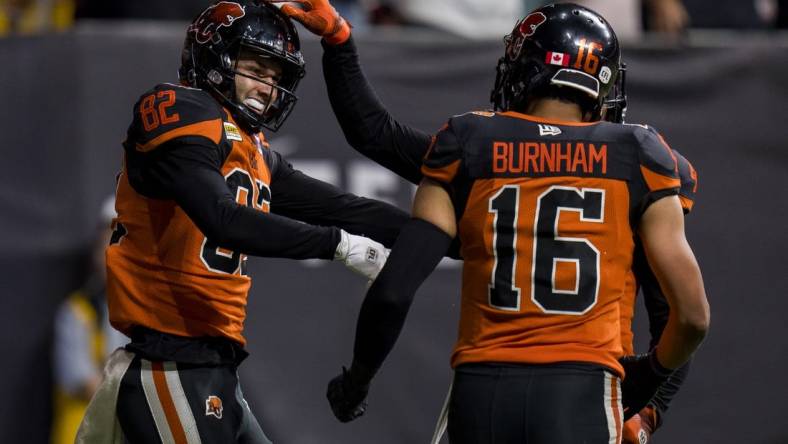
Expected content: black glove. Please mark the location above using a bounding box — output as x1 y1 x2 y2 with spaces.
620 351 674 420
327 364 373 422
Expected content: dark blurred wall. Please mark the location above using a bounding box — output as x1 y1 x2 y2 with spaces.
682 0 766 28
76 0 211 20
0 26 786 443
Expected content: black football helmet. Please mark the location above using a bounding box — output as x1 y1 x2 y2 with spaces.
490 3 627 122
179 0 305 132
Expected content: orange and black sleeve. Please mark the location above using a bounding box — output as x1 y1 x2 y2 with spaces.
420 120 464 186
673 150 698 214
127 84 224 154
633 126 681 217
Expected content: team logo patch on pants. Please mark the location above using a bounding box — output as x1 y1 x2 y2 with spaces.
206 395 224 419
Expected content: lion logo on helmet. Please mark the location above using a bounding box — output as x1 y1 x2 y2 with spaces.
205 395 224 419
189 1 246 45
518 12 547 38
506 12 547 60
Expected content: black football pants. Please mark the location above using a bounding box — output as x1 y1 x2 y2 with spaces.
447 363 622 444
117 355 272 444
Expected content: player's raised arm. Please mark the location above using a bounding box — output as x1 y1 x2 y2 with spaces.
271 0 432 184
320 35 432 184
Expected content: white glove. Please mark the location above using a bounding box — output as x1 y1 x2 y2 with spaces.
334 229 390 281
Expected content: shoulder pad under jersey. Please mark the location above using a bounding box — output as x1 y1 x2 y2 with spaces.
673 149 698 213
421 118 464 184
127 83 224 153
631 124 680 193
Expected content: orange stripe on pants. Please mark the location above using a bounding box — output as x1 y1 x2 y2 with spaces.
151 361 188 444
611 377 622 444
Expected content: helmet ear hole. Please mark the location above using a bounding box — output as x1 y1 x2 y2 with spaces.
208 70 223 84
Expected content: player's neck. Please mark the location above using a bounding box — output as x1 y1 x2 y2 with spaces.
524 99 586 123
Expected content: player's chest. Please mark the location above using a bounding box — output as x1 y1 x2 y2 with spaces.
220 132 271 213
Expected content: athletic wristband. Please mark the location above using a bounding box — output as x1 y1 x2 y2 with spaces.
325 17 351 45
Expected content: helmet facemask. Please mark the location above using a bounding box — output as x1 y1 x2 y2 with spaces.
229 44 303 132
193 40 304 132
602 62 627 123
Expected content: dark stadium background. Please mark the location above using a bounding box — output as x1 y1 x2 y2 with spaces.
1 20 787 444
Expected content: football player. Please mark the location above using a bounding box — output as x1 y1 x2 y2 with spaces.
75 1 411 443
276 2 709 442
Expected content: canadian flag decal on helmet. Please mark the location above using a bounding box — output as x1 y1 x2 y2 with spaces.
189 1 246 44
518 12 546 37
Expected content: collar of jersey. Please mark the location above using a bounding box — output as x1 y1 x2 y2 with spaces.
498 111 602 127
223 108 270 147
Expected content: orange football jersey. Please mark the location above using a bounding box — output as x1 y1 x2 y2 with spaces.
107 84 272 345
421 111 681 376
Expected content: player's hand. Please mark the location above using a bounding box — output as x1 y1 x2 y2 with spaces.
326 366 370 422
622 405 659 444
334 230 389 280
620 352 672 420
268 0 351 45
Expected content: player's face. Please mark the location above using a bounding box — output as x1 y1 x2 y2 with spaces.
234 52 282 117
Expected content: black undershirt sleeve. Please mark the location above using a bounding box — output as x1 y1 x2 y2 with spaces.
351 218 453 377
139 138 340 260
269 151 409 248
322 36 432 185
649 360 690 423
642 283 692 420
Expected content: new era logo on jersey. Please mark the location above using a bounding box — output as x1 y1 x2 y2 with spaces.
471 111 495 117
205 395 223 419
538 124 562 136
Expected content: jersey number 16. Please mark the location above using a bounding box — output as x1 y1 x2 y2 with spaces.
488 185 604 315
